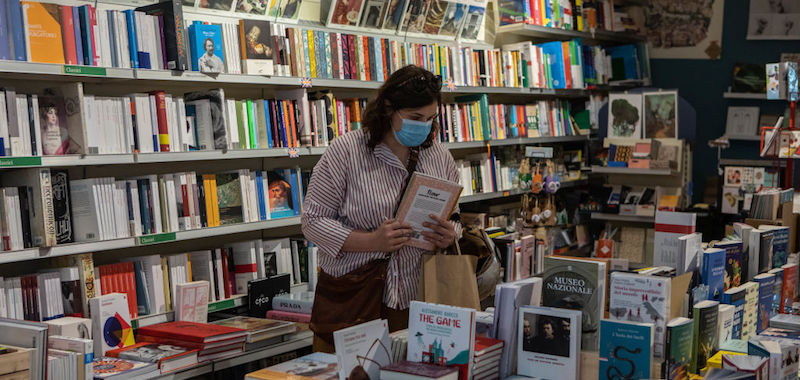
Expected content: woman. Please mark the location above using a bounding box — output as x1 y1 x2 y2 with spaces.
302 65 460 353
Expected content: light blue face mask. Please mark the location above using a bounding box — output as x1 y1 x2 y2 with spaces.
393 118 432 147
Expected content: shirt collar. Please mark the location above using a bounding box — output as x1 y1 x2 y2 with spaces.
374 142 408 172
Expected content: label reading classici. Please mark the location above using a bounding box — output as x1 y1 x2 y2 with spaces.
63 65 107 76
138 232 177 245
0 157 42 167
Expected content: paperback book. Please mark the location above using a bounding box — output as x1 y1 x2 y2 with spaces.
663 317 694 380
517 306 582 380
333 319 391 380
598 319 654 380
407 301 476 380
692 300 720 373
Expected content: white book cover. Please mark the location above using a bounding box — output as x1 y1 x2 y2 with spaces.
517 306 581 380
0 276 5 318
653 211 697 271
609 272 671 358
48 335 93 380
333 319 391 380
141 255 167 314
175 281 210 324
89 293 135 357
407 301 475 380
69 179 101 242
493 277 542 379
232 240 258 294
189 251 216 302
717 304 734 346
677 232 702 275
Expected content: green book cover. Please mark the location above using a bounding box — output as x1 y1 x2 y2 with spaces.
664 317 694 380
541 256 606 351
246 99 257 149
235 100 248 150
215 172 244 225
691 300 719 373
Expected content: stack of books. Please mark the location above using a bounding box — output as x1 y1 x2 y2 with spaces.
472 337 503 380
136 321 247 362
91 357 159 379
106 342 199 375
266 292 314 323
212 316 297 350
390 329 409 364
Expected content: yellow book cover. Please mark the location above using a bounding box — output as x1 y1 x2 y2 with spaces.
161 256 172 312
307 30 316 78
330 97 339 138
22 1 64 64
185 253 193 282
202 175 215 227
210 175 220 227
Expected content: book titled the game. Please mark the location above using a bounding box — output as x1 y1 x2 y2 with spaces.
395 172 463 251
407 301 475 380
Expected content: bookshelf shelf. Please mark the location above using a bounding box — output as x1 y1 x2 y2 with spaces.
134 69 302 87
496 23 646 45
491 135 589 147
590 166 675 175
310 78 382 89
137 217 302 247
460 188 528 203
0 60 134 81
213 334 313 371
726 135 762 141
0 248 41 265
44 237 136 258
151 363 213 380
722 92 770 100
590 212 655 223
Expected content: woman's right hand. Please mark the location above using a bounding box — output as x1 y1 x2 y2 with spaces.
371 219 413 252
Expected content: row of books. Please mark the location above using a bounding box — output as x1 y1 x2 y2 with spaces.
497 0 636 33
0 165 303 251
0 235 316 324
0 84 587 158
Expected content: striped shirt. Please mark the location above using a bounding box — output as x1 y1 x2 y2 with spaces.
301 129 461 309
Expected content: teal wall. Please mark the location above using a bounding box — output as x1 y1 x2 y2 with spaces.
650 0 793 202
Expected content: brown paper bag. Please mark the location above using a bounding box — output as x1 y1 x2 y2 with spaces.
417 249 481 310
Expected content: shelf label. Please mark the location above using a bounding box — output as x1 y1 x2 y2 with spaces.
208 298 235 313
0 156 42 167
63 65 107 76
138 232 176 245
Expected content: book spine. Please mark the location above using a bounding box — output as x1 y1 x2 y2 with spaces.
265 309 311 323
60 6 77 65
151 91 170 152
72 7 83 66
8 0 25 61
272 297 313 314
87 5 99 66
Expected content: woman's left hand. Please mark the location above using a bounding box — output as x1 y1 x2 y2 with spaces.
421 214 456 249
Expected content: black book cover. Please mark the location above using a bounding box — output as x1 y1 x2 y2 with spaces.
62 279 83 317
135 0 190 71
51 169 73 244
292 238 309 283
184 89 227 149
26 95 37 156
247 274 291 317
17 186 32 248
195 174 207 228
367 36 376 80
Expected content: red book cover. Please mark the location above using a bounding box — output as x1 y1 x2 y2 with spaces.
181 180 190 222
112 263 122 294
20 276 31 320
532 0 541 25
28 275 41 321
99 265 110 295
265 310 311 323
381 38 388 81
137 321 247 343
88 5 98 66
362 36 370 81
348 35 357 81
287 101 298 148
474 336 503 356
150 91 170 152
329 32 339 80
60 6 77 65
138 332 246 350
220 248 232 298
121 261 138 319
782 264 798 313
561 41 572 88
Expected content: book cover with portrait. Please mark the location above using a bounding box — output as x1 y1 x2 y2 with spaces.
37 96 69 155
517 305 581 379
238 19 274 75
326 0 366 27
188 22 225 73
266 169 300 219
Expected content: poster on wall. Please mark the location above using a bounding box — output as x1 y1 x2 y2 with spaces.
645 0 725 59
747 0 800 40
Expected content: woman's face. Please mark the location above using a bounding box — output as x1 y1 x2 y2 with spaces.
391 101 438 132
46 108 58 124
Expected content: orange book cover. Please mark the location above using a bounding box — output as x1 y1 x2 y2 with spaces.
22 1 65 64
209 175 220 227
237 20 248 60
395 172 463 251
185 253 193 282
121 262 138 319
99 265 109 295
201 175 215 227
362 36 370 81
381 38 388 81
561 41 572 88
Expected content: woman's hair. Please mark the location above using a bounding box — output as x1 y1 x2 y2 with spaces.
362 65 442 150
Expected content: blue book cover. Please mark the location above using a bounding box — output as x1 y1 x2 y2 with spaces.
540 42 566 89
188 21 224 73
314 31 326 79
702 248 726 302
713 240 744 290
0 0 11 60
72 6 83 66
125 182 136 230
372 37 382 81
323 31 332 79
132 260 150 316
543 0 552 27
722 287 746 340
123 10 138 68
266 169 297 219
607 45 639 80
765 226 789 268
78 6 93 66
752 273 775 334
255 171 267 221
302 31 310 78
288 169 301 215
8 0 25 61
599 319 653 380
262 100 273 148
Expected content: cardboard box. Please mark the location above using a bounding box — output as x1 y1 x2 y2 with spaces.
0 346 31 376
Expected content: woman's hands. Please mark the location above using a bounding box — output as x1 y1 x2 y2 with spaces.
421 214 456 249
371 219 413 252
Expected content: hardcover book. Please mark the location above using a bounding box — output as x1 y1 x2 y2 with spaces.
663 317 694 380
703 248 727 301
238 19 274 75
92 357 158 379
752 273 775 334
517 305 581 380
692 300 720 373
380 361 459 380
541 256 606 351
212 316 295 343
713 240 745 290
333 319 391 380
272 291 314 314
598 319 654 380
247 273 291 318
395 172 463 251
407 301 475 380
136 321 247 344
106 342 198 374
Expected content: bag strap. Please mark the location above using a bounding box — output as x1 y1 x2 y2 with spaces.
393 146 420 215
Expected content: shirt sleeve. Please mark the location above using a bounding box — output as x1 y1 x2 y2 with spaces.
443 148 463 240
301 141 354 259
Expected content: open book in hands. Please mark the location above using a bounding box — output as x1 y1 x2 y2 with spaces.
395 172 463 251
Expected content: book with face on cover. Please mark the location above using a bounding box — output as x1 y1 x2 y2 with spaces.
333 319 391 380
516 305 581 380
395 172 463 251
